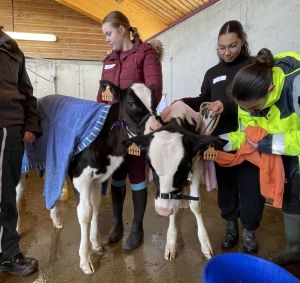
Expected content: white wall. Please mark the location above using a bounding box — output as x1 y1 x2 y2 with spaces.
156 0 300 104
25 0 299 104
26 58 102 101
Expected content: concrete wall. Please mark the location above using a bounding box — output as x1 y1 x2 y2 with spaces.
156 0 300 104
26 58 102 101
25 0 299 104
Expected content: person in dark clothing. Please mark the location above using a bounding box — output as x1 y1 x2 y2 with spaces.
0 26 42 276
181 20 264 253
97 11 162 250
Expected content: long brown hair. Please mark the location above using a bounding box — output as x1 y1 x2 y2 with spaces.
102 11 140 39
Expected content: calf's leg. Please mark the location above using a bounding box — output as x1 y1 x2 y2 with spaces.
73 168 94 274
90 182 105 254
165 214 177 260
189 159 213 259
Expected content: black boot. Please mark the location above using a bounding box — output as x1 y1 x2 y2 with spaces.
123 188 147 250
108 185 126 242
123 220 144 250
266 214 300 265
221 220 239 248
0 253 38 277
243 228 258 253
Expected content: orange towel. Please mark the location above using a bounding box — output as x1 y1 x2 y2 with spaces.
215 126 285 208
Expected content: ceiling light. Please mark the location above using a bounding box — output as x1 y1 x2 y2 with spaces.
6 32 57 42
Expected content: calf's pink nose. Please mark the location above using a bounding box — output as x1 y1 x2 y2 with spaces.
155 206 173 217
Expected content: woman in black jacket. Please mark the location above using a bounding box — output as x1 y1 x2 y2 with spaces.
0 26 42 277
181 20 264 253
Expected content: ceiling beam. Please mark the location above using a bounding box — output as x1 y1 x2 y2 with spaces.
55 0 168 40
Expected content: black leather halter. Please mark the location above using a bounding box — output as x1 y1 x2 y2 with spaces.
155 152 201 202
112 112 160 136
156 187 200 201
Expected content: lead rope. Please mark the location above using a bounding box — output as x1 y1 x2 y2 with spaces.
190 102 221 174
197 102 221 161
196 102 220 135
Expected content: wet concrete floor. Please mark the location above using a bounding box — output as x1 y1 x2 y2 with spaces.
1 172 299 282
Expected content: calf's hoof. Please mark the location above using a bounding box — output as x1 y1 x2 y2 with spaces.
93 245 106 255
80 261 95 274
165 247 176 260
53 221 63 229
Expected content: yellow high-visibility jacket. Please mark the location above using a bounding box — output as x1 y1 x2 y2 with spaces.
220 52 300 156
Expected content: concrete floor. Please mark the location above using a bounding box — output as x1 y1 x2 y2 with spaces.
1 172 299 283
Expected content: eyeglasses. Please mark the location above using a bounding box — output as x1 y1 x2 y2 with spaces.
217 44 240 55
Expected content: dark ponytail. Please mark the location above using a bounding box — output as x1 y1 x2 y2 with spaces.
254 48 275 68
228 48 274 101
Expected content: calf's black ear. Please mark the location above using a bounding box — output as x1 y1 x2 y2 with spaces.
99 80 123 100
148 84 159 113
149 84 156 96
192 135 228 153
121 135 151 151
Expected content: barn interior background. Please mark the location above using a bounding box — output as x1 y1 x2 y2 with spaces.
0 0 299 102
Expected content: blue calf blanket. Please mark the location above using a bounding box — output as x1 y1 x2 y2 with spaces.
21 94 111 209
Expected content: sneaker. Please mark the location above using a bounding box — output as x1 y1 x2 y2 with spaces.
0 253 38 277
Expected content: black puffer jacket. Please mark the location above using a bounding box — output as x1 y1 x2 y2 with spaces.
0 27 42 134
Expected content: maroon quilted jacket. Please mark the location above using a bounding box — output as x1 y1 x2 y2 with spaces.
97 38 162 104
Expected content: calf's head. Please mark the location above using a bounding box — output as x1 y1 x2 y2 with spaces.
100 80 162 134
122 124 227 216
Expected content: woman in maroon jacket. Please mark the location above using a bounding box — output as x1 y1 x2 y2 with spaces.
97 11 162 250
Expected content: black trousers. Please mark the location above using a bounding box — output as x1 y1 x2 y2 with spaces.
0 126 24 263
281 155 300 214
215 160 265 231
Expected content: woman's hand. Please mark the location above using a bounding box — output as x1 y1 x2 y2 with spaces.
22 131 36 144
209 100 224 114
171 99 182 105
246 137 258 149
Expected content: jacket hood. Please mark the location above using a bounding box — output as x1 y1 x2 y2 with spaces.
149 39 164 62
0 27 22 62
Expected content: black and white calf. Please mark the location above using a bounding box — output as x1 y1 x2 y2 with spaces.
16 80 162 274
122 102 227 261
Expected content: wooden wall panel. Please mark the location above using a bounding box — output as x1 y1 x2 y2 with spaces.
55 0 168 40
0 0 14 30
0 0 214 60
0 0 110 60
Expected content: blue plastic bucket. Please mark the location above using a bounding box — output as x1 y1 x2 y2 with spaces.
202 253 299 283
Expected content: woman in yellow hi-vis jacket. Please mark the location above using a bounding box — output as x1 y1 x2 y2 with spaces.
219 48 300 266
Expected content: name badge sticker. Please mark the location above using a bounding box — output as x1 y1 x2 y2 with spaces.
213 75 226 84
104 64 116 70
